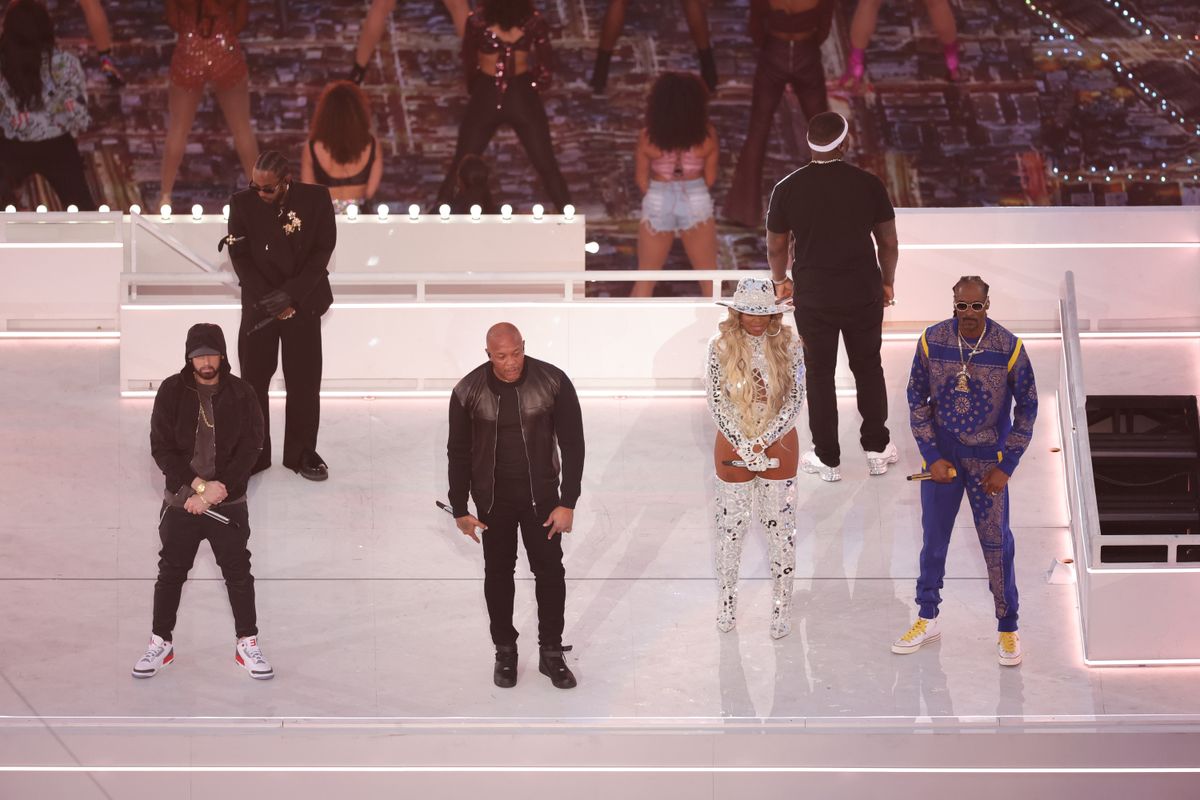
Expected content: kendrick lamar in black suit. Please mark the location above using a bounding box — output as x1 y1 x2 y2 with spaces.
225 150 336 481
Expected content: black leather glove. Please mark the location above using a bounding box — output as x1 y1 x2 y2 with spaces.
260 289 293 316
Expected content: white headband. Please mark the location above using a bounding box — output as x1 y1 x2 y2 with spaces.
808 117 849 152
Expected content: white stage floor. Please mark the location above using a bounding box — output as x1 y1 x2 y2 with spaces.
3 338 1200 797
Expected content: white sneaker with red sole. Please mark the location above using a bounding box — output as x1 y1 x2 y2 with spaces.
235 636 274 680
132 634 174 678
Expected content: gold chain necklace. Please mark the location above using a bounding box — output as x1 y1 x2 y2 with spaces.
954 320 987 393
198 399 215 429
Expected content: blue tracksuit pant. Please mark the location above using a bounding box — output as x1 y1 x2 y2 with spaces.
917 437 1019 632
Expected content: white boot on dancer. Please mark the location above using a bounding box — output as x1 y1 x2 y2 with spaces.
714 477 754 632
757 476 798 639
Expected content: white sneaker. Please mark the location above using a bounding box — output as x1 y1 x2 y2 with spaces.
235 636 275 680
800 450 841 482
998 631 1023 666
132 634 174 678
865 442 899 476
891 617 940 654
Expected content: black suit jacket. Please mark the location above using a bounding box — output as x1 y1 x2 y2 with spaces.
226 181 336 316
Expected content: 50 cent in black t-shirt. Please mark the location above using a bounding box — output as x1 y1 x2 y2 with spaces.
765 161 895 310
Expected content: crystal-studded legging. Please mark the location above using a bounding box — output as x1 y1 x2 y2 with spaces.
916 439 1019 632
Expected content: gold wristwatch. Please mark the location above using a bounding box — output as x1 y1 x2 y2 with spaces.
194 480 207 496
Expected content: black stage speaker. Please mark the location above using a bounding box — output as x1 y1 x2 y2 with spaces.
1085 395 1200 563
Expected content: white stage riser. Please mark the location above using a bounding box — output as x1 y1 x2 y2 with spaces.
4 207 1199 334
1084 570 1200 663
1056 273 1200 664
128 213 586 275
1 216 124 331
119 303 803 393
3 728 1200 799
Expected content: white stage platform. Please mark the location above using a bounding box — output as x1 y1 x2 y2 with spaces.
3 337 1200 797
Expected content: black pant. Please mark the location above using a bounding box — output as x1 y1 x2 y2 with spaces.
152 503 256 641
435 74 571 212
794 301 889 467
480 498 566 648
724 38 829 227
0 133 96 210
238 310 322 470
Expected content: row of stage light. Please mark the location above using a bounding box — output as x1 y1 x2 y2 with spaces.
3 201 578 223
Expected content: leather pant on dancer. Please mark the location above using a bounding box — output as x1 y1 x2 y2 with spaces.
724 36 829 228
435 73 571 212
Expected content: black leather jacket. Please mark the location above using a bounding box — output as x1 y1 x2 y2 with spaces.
447 357 584 519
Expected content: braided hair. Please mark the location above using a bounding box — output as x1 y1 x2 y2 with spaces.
953 275 990 296
254 150 291 180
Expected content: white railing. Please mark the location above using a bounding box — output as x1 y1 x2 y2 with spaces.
127 212 225 276
120 269 748 303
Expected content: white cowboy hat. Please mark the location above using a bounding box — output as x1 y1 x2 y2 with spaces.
716 277 793 316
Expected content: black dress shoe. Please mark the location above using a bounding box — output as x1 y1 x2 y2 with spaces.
538 645 576 689
494 644 518 688
295 451 328 482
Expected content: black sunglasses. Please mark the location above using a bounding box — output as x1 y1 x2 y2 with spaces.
249 180 283 195
954 301 988 312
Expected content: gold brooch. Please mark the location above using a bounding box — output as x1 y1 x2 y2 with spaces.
283 210 302 235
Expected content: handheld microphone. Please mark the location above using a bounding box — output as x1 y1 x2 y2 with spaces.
907 468 958 482
203 508 239 528
722 458 781 469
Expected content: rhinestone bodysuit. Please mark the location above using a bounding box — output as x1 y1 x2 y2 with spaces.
709 331 805 636
705 333 806 460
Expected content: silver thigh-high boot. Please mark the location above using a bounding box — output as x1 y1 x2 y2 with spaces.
714 477 754 632
758 476 798 639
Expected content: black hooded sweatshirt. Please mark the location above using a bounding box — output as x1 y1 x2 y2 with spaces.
150 324 265 503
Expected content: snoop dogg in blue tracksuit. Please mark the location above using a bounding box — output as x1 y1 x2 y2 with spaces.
907 277 1038 634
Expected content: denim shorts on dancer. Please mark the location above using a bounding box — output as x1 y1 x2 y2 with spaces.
640 178 713 234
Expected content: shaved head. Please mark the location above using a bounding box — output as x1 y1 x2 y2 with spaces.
485 322 525 383
486 322 522 348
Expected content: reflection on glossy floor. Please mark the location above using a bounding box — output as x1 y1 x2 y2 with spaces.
2 338 1199 729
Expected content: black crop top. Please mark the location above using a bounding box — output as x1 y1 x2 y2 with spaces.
308 138 376 188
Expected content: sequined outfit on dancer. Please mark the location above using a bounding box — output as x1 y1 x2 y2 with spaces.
168 0 248 91
907 317 1037 632
434 7 570 211
706 280 806 638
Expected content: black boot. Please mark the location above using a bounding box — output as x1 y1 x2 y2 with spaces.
538 645 576 689
590 50 613 95
698 48 718 92
493 644 518 688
